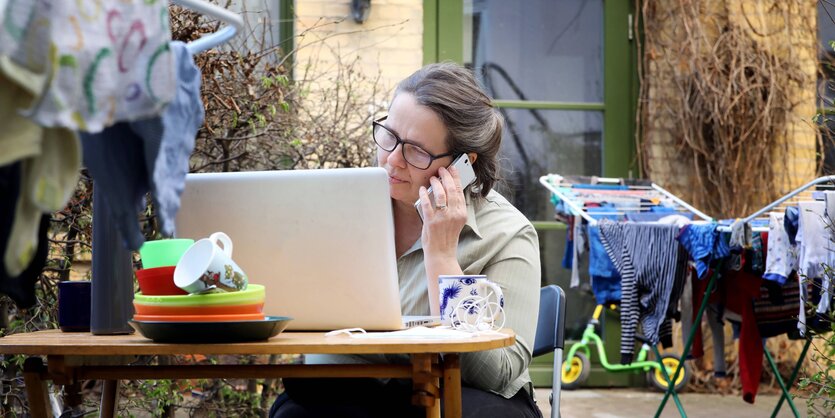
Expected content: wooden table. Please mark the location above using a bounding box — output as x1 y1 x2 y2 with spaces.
0 329 515 418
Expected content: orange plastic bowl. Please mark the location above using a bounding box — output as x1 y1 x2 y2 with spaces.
135 266 188 296
133 302 264 316
132 313 265 322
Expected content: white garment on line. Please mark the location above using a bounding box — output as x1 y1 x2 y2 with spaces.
796 201 827 336
763 212 797 285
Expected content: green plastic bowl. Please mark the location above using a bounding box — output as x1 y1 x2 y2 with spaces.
139 239 195 269
135 284 265 307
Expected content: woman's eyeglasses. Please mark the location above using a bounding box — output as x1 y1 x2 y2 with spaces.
372 116 454 170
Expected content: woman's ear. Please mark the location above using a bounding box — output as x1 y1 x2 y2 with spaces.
467 152 478 165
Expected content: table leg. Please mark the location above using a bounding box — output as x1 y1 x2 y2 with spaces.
22 357 53 418
411 354 441 418
442 354 462 418
100 380 120 418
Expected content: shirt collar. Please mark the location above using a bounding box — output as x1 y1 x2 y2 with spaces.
463 192 482 239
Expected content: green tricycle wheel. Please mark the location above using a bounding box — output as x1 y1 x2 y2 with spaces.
560 351 590 390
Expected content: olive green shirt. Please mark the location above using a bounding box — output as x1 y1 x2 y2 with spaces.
307 189 541 399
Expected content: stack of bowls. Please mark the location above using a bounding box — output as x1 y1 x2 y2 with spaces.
134 238 266 322
133 284 266 322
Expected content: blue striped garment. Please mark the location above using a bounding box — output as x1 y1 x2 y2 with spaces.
598 220 688 364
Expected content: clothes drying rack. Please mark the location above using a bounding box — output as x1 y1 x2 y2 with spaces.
540 174 835 418
716 175 835 418
539 173 713 418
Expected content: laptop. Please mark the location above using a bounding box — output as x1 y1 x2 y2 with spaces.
175 167 439 331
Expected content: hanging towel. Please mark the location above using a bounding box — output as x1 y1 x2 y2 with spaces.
0 0 175 132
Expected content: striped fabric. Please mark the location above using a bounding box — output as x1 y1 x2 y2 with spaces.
598 220 688 364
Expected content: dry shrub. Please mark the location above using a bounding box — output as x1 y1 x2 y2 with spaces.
637 0 814 217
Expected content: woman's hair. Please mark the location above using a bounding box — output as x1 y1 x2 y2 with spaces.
394 62 503 198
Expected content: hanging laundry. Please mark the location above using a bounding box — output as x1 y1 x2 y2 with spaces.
79 41 204 249
796 201 827 336
764 212 797 286
131 41 204 237
796 201 827 279
0 56 80 277
598 220 688 364
587 211 622 304
783 206 800 245
677 223 730 279
728 220 752 250
721 269 763 404
0 0 175 132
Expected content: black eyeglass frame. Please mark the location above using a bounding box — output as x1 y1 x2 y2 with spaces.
372 116 456 170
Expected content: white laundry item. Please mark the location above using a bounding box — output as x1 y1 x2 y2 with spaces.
0 0 175 132
796 201 827 337
570 215 585 288
797 202 827 280
763 212 797 286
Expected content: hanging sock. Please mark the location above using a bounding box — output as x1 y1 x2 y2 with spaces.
0 0 175 132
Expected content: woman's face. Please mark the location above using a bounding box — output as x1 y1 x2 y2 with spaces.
377 93 453 207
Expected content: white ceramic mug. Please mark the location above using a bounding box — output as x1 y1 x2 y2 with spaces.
438 275 504 328
174 232 248 294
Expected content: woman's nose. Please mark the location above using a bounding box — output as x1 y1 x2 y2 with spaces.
387 143 408 168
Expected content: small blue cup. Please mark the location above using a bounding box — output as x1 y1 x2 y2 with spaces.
58 281 92 332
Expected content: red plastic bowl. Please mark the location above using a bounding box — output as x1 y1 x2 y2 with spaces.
135 266 188 296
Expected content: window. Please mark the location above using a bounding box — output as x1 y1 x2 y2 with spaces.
424 0 636 220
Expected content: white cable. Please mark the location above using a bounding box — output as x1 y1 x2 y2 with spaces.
449 291 506 333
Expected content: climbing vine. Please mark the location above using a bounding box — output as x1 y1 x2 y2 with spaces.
636 0 815 217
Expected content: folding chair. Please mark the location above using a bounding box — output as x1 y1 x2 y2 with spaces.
533 285 567 418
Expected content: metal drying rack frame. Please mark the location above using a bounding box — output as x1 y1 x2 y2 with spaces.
539 174 835 418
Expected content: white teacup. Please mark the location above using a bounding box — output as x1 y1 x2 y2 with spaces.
174 232 248 294
438 275 504 328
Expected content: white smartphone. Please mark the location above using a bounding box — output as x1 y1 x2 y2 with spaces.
414 154 477 221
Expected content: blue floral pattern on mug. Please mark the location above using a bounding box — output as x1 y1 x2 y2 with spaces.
461 277 477 285
440 282 462 315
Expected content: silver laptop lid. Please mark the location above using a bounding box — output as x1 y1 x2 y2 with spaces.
175 167 403 330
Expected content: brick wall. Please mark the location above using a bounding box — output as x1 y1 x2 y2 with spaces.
294 0 424 105
642 0 818 216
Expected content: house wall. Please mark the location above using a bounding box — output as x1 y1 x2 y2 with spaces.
643 0 818 216
294 0 424 104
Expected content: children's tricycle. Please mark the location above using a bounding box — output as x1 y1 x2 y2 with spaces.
560 305 691 392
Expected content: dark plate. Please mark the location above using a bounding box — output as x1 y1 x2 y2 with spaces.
130 316 293 343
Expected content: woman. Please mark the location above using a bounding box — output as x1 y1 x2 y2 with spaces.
271 62 542 418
